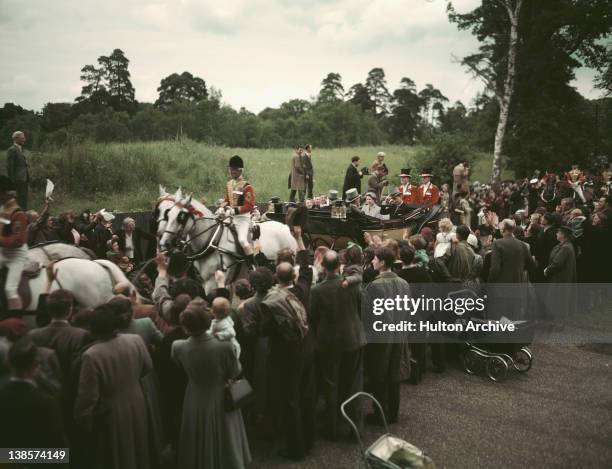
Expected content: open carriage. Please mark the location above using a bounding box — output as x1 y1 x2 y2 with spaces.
264 202 442 249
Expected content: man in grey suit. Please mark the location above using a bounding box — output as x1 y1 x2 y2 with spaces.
488 219 537 320
310 250 366 440
6 131 29 209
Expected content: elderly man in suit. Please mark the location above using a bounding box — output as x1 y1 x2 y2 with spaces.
117 217 157 264
310 250 366 440
6 131 29 209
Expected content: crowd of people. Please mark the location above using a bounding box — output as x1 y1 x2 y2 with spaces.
1 130 612 469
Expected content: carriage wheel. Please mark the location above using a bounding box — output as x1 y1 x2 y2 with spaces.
513 348 533 373
462 349 481 375
486 356 509 382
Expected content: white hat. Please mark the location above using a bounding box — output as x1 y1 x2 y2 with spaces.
467 233 478 249
99 209 115 222
529 178 539 184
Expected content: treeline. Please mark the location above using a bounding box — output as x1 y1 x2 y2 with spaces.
0 50 458 149
1 25 612 179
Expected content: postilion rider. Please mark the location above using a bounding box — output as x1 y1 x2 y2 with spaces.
0 175 29 316
219 155 257 266
398 168 420 205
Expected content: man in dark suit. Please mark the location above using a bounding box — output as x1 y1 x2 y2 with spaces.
544 226 577 326
488 218 536 283
6 131 29 209
380 191 412 219
0 337 66 448
534 212 560 280
29 288 90 446
487 218 536 320
343 156 365 196
310 250 366 440
362 247 411 425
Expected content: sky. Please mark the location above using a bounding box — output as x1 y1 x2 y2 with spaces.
0 0 602 113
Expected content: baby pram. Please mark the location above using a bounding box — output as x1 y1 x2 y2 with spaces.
459 318 534 382
341 392 435 469
446 289 534 382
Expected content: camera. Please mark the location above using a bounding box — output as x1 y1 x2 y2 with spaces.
361 167 370 175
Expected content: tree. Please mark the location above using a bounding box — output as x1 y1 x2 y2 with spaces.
418 84 449 126
365 67 392 116
76 64 109 110
155 72 208 108
348 83 375 113
595 46 612 96
41 103 73 132
389 77 423 143
318 72 344 103
449 0 523 183
439 101 469 133
76 49 135 113
449 0 612 181
99 49 136 111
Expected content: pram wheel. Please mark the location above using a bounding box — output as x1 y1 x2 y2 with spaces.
462 349 481 375
513 347 533 372
486 356 508 382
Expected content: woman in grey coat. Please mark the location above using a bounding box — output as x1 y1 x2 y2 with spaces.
172 302 251 469
74 303 152 469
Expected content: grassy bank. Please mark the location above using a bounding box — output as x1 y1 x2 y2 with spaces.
26 140 508 213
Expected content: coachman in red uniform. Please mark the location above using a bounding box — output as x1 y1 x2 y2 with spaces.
398 168 420 205
0 175 29 315
419 168 440 206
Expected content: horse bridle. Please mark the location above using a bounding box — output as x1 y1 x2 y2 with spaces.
162 203 247 275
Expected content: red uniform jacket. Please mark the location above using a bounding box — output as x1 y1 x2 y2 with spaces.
0 210 28 248
419 183 440 206
399 183 420 205
224 178 255 214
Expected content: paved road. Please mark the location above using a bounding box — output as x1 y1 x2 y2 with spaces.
251 343 612 468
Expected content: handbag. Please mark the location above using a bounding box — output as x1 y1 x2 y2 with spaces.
224 378 254 412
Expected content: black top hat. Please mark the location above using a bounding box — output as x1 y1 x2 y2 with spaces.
269 196 280 204
228 155 244 168
399 168 411 177
420 168 433 177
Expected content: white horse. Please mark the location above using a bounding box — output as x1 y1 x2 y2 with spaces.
159 195 297 294
12 243 139 312
153 185 182 240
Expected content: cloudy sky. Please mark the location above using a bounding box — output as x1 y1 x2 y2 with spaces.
0 0 601 113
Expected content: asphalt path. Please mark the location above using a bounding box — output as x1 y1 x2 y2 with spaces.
251 343 612 468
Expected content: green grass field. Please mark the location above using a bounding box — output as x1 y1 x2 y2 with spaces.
26 140 507 214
